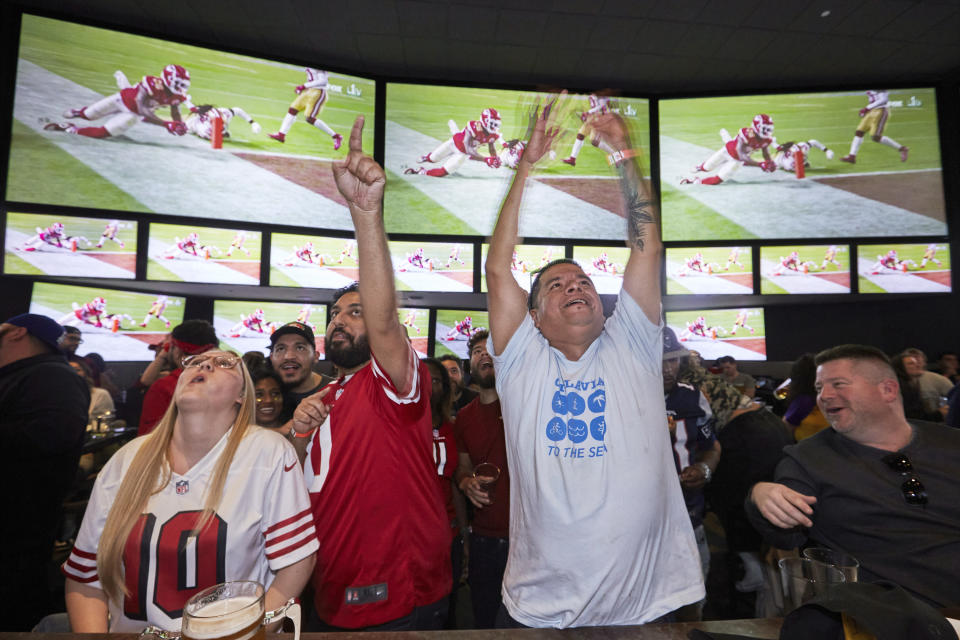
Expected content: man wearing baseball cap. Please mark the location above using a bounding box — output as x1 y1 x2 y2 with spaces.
0 314 89 630
268 321 333 427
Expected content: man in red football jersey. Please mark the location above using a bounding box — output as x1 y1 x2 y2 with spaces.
290 116 451 631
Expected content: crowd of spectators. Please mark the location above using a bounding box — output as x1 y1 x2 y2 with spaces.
3 105 958 633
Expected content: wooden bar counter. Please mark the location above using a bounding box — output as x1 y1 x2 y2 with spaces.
4 618 781 640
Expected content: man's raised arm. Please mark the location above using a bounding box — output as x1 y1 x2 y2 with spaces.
591 114 662 323
332 116 411 390
486 99 564 354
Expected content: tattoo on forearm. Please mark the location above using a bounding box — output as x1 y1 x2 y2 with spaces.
618 161 655 250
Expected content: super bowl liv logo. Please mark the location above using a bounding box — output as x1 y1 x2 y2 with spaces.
545 377 608 459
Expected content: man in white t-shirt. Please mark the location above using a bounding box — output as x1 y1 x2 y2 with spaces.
485 99 704 628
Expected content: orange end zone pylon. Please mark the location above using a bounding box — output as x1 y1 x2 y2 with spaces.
794 150 805 179
211 114 223 149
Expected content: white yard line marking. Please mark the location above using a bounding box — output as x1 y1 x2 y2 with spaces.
665 259 753 294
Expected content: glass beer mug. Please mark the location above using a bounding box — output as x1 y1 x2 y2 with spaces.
141 581 300 640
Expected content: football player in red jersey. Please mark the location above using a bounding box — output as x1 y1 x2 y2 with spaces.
44 65 190 140
405 109 503 177
58 297 108 329
680 114 776 186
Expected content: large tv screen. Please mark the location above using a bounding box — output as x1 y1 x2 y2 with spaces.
215 299 327 356
389 240 474 292
269 232 358 289
570 245 632 295
665 246 753 295
665 307 766 361
4 212 137 278
434 309 489 359
30 281 185 361
760 244 851 294
399 307 430 358
857 242 951 293
384 84 649 239
8 15 376 229
659 89 946 241
147 222 261 285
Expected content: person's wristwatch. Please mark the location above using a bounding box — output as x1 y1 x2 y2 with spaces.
697 462 712 483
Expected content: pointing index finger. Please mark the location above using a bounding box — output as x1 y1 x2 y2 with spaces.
349 115 365 154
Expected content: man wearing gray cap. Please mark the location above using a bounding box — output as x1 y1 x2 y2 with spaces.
0 313 89 630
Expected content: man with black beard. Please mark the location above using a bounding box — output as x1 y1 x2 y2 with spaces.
289 117 450 631
453 329 511 628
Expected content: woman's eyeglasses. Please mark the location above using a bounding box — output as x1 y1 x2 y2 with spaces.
182 353 241 370
881 452 928 505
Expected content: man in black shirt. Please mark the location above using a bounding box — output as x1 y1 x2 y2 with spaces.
269 321 333 425
0 314 88 630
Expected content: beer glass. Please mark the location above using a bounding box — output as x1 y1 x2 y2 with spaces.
802 546 859 583
140 580 300 640
778 557 845 615
474 462 501 504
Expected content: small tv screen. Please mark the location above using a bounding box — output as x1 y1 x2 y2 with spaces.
659 89 946 241
665 307 766 361
399 307 430 357
29 281 185 361
760 244 851 294
8 15 376 229
480 243 564 293
147 222 261 285
389 240 474 292
571 246 632 295
857 242 951 293
434 309 489 359
665 246 753 295
214 299 327 356
268 232 358 289
384 83 649 239
4 212 137 278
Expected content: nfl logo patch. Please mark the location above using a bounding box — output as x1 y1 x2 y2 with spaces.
176 480 189 495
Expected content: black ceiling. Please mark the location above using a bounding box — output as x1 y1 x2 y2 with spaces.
10 0 960 95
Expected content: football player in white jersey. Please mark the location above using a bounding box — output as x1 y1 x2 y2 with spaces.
919 243 943 268
840 90 909 164
268 68 343 150
140 295 172 328
404 109 503 177
62 352 317 632
680 114 776 186
96 220 125 249
772 139 834 172
183 99 261 140
561 94 617 167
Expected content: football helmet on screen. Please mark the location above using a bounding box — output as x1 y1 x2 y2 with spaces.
480 108 501 134
162 64 191 96
752 113 774 138
51 222 65 234
92 297 107 311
